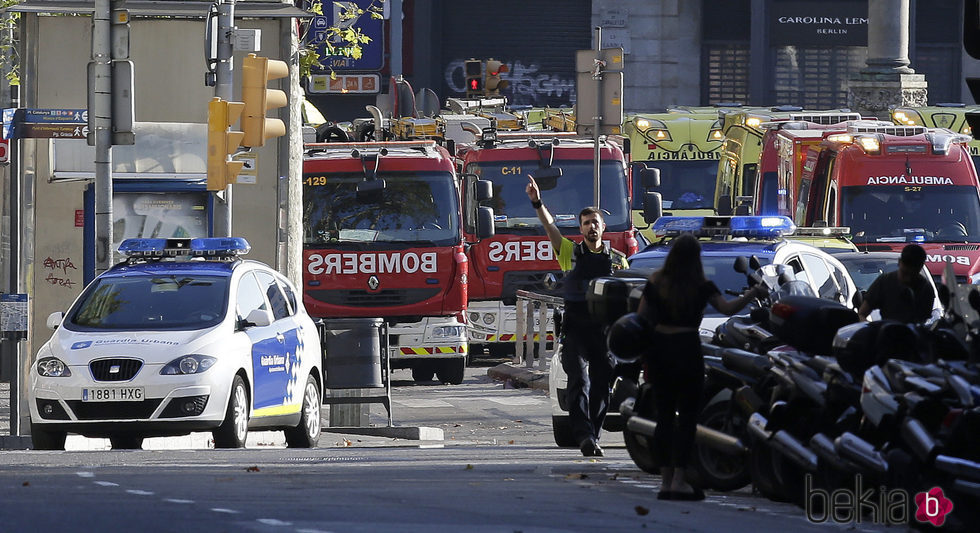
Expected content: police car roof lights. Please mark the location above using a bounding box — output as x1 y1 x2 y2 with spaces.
652 216 796 239
794 226 851 237
118 237 250 259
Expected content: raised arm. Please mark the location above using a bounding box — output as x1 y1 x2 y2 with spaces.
708 284 767 316
527 175 564 253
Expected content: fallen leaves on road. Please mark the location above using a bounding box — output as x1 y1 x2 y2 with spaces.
565 473 588 480
22 481 29 487
634 505 649 516
465 464 474 470
245 466 260 472
508 440 515 445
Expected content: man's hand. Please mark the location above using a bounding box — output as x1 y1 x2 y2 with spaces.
526 175 541 203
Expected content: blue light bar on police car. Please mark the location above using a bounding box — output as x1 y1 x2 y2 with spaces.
652 216 796 238
119 237 250 257
190 237 251 256
729 216 796 238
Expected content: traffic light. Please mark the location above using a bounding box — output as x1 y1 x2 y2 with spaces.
485 59 509 95
464 58 483 97
241 53 288 148
207 97 245 191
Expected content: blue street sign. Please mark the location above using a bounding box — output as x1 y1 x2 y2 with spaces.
308 0 384 72
23 108 88 124
2 108 89 139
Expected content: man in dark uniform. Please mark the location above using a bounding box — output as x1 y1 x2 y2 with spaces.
858 244 935 323
526 175 628 457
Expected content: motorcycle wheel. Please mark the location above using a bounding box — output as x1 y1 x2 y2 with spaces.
624 428 660 474
690 400 751 492
748 442 792 503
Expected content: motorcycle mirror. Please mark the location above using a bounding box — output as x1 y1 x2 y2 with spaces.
733 256 749 274
749 255 762 270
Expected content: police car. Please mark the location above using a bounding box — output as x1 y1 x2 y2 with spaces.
29 238 323 450
548 216 860 447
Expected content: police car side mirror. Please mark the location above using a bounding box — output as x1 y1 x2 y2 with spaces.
477 206 495 240
642 191 662 224
46 311 64 330
244 308 274 328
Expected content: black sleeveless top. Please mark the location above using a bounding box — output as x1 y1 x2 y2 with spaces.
642 278 720 328
563 241 616 314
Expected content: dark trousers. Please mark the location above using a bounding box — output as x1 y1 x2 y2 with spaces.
561 312 613 443
648 330 704 467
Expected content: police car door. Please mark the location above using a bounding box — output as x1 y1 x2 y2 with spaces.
236 271 288 415
252 270 301 414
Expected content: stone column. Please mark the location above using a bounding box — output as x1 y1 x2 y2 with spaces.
847 0 927 118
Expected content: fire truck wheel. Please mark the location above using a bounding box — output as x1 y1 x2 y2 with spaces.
436 359 465 385
412 363 435 382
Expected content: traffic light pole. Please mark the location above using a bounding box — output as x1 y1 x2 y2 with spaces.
213 0 236 237
92 0 114 274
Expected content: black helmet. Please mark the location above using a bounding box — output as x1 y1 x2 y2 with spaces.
607 312 653 364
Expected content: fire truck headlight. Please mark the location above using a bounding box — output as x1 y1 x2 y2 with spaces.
482 313 496 325
432 326 465 339
469 312 480 323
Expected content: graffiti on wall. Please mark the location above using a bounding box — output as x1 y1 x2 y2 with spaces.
444 59 576 107
43 256 78 289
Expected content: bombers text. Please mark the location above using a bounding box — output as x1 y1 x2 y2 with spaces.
307 252 438 275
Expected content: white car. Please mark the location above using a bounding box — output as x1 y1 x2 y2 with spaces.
29 237 323 450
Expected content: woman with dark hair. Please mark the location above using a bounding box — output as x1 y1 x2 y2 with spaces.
637 233 766 501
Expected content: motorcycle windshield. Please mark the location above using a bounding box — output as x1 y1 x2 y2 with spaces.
771 279 817 300
467 160 631 233
303 171 460 247
841 185 980 243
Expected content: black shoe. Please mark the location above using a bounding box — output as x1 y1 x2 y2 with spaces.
657 491 673 500
579 438 604 457
670 487 705 501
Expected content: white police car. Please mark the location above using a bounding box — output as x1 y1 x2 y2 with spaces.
549 216 860 447
29 238 323 450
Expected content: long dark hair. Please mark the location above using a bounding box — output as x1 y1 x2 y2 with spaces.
651 233 707 320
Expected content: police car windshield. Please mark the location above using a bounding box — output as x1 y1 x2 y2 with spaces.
633 160 716 210
65 274 229 331
627 253 772 298
841 185 980 243
303 171 460 246
468 160 630 233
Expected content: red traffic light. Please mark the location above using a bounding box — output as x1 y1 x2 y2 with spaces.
469 78 482 91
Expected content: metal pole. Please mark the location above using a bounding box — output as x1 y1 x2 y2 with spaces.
593 26 601 209
93 0 113 274
390 0 402 78
213 0 235 237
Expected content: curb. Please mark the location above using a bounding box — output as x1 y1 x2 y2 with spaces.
487 363 549 391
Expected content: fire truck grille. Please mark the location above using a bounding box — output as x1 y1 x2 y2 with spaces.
307 288 440 308
90 358 143 381
501 271 566 305
943 245 980 251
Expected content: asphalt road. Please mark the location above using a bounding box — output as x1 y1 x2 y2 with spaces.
0 361 894 532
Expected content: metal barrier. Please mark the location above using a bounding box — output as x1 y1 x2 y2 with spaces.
514 290 563 370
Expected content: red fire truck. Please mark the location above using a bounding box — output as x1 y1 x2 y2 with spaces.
455 127 657 355
302 140 494 383
797 123 980 281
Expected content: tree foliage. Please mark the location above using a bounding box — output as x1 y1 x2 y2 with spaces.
298 0 385 80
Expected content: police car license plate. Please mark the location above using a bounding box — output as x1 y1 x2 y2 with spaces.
82 387 144 402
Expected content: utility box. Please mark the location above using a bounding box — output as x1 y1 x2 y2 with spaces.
322 318 384 389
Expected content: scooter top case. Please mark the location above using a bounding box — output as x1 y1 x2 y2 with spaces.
768 295 858 355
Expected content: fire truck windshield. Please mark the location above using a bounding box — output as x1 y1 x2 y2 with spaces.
303 171 460 246
632 159 716 209
468 160 630 233
841 185 980 243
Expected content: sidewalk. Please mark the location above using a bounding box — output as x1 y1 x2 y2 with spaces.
486 362 550 391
